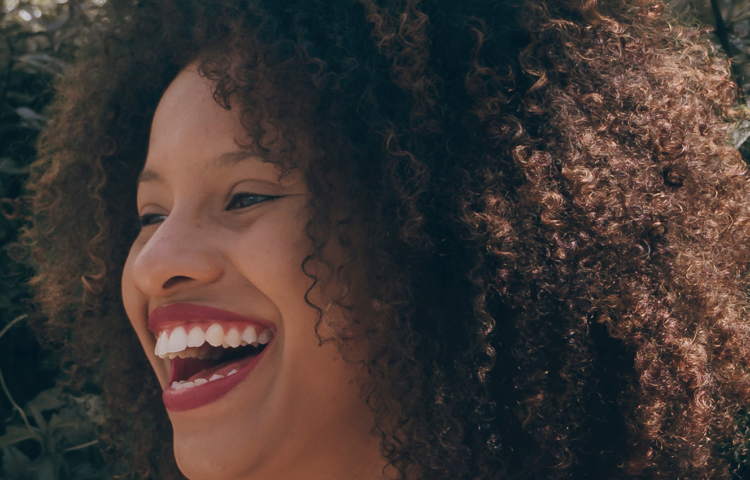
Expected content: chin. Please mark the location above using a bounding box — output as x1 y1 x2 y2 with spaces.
172 428 258 480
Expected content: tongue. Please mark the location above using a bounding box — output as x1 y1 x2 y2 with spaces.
188 353 262 381
171 358 215 384
171 353 262 384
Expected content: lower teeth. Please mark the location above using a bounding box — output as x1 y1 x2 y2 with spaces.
171 368 239 390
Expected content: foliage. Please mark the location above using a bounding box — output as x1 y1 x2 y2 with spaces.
0 0 109 310
0 1 108 478
0 316 107 479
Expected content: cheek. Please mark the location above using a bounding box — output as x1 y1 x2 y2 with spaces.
121 245 143 325
236 206 314 307
121 245 169 384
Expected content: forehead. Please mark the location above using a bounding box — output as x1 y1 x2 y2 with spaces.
141 64 308 189
147 65 248 166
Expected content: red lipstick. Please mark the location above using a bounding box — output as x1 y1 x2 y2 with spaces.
148 303 274 335
162 347 269 412
148 303 275 412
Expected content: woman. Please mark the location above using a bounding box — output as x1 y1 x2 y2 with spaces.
22 0 750 478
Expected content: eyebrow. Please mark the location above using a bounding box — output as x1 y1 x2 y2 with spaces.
208 149 259 169
137 149 261 185
137 169 164 184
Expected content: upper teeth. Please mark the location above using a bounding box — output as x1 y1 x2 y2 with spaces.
155 324 272 359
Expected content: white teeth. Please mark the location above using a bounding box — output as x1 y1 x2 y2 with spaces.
241 326 257 344
173 380 196 390
187 327 205 347
171 375 227 389
167 326 188 353
155 331 169 357
171 378 212 390
258 329 273 344
156 323 272 359
225 328 242 348
227 369 238 376
205 324 224 347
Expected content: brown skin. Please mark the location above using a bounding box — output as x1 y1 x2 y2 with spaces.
122 65 385 480
22 0 750 479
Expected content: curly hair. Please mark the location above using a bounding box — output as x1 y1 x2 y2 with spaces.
20 0 750 478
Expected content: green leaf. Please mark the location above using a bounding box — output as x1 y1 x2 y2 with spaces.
45 17 66 33
14 53 68 76
24 402 47 437
26 390 64 413
0 158 29 175
729 119 750 149
0 426 40 449
68 462 95 479
2 446 33 480
34 456 55 480
14 107 48 130
71 395 104 425
47 413 85 434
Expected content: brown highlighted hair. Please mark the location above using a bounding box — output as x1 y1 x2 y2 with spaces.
22 0 750 478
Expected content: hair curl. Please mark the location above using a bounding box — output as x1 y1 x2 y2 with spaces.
21 0 750 478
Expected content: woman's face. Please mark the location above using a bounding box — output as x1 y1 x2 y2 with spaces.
121 65 383 480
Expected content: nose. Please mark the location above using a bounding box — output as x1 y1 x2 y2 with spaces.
130 213 223 297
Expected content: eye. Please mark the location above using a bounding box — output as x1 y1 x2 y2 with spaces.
139 213 168 227
227 192 278 211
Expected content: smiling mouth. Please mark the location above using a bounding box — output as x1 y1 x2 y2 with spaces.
155 323 273 390
148 303 276 411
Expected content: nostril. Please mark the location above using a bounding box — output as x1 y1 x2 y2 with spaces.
162 275 193 290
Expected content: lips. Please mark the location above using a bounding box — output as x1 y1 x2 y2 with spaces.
148 303 275 335
148 303 275 412
162 346 269 412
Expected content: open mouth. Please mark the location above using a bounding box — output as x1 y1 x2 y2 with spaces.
155 323 273 402
169 341 269 388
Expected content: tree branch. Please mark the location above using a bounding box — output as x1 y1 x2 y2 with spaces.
0 315 34 435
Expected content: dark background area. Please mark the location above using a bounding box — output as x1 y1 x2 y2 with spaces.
0 0 749 478
1 2 111 478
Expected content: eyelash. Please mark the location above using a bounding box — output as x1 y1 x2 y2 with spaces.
138 193 278 228
139 213 167 228
226 193 278 211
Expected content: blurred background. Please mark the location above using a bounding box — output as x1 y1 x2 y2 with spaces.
1 2 113 478
0 0 749 478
